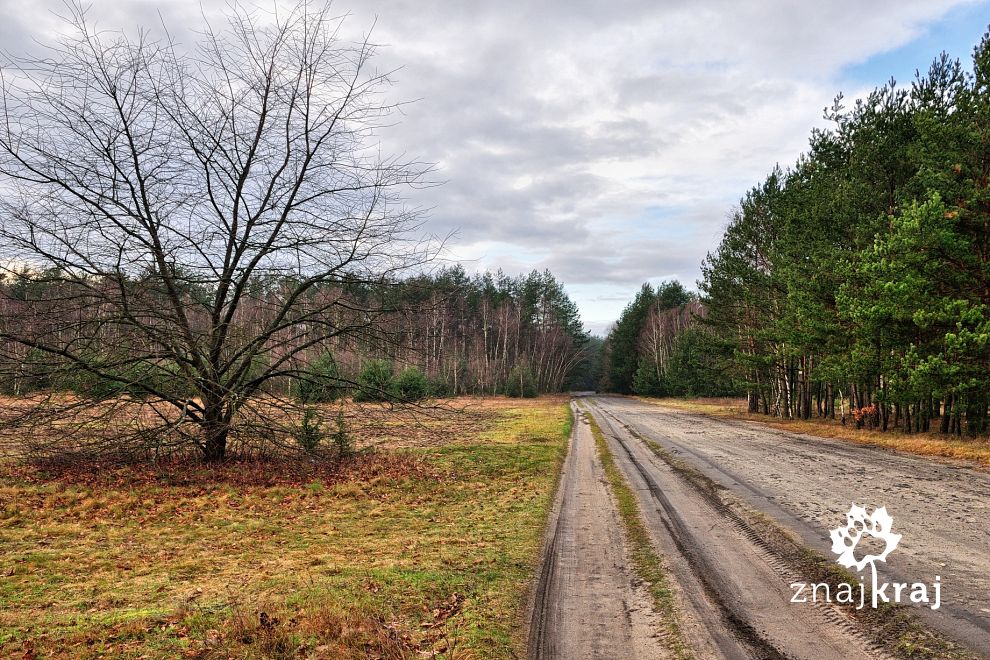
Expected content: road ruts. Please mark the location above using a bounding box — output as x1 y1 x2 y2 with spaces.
589 394 990 658
583 396 895 660
528 402 669 660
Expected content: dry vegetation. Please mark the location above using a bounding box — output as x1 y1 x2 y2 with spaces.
0 396 571 659
641 397 990 468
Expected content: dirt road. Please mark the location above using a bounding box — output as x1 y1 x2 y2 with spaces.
588 395 990 657
528 403 668 659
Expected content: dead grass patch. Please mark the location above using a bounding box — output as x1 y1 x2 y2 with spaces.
1 451 439 489
0 396 572 658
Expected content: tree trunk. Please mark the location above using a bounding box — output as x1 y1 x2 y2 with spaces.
202 417 229 462
940 395 952 434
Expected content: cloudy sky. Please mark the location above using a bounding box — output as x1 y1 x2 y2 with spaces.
3 0 990 334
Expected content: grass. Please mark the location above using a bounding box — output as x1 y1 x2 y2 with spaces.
640 397 990 469
0 396 572 659
576 401 691 659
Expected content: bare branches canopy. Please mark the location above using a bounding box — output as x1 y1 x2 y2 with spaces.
0 1 434 461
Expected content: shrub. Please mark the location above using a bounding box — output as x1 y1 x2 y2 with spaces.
353 359 393 402
505 364 538 398
428 375 452 397
294 407 324 453
6 348 58 395
294 352 344 403
58 353 124 399
391 366 429 401
61 353 178 400
632 357 664 396
332 408 352 458
141 360 196 400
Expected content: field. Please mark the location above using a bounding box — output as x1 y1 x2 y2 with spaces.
640 397 990 469
0 396 571 659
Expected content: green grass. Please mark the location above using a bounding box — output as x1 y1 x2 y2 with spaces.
0 397 572 659
579 404 691 659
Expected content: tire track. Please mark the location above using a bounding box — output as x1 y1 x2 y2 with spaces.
613 396 990 655
587 396 891 660
527 402 669 659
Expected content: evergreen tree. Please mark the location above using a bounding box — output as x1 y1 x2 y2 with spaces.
604 281 690 394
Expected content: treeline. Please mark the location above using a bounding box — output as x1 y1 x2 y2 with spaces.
0 266 588 401
601 281 736 397
368 267 588 396
696 32 990 434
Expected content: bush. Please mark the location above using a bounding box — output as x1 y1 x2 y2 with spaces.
294 407 324 453
140 360 196 400
391 366 430 401
353 359 393 402
427 375 452 397
6 348 57 395
630 329 740 398
332 408 352 458
505 364 538 398
663 328 739 397
62 353 193 401
632 357 664 396
294 352 344 403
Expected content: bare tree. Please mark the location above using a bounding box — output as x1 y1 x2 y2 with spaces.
0 1 433 461
638 300 702 385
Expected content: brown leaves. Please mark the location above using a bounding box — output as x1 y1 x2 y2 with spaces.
424 592 465 630
258 611 279 629
2 450 441 490
220 602 421 659
415 593 468 657
18 640 37 660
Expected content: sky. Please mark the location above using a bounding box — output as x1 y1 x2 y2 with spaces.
2 0 989 335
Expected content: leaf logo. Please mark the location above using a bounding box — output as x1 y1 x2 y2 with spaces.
829 503 901 572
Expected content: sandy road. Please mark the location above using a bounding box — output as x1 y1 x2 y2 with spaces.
588 395 990 656
528 402 668 659
584 397 889 659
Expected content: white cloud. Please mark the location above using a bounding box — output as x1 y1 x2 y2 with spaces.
0 0 983 329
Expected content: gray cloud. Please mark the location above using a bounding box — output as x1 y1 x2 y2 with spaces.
533 230 713 290
0 0 983 329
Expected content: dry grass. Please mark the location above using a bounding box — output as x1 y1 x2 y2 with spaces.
0 395 572 658
0 394 561 461
346 396 569 450
640 397 990 469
